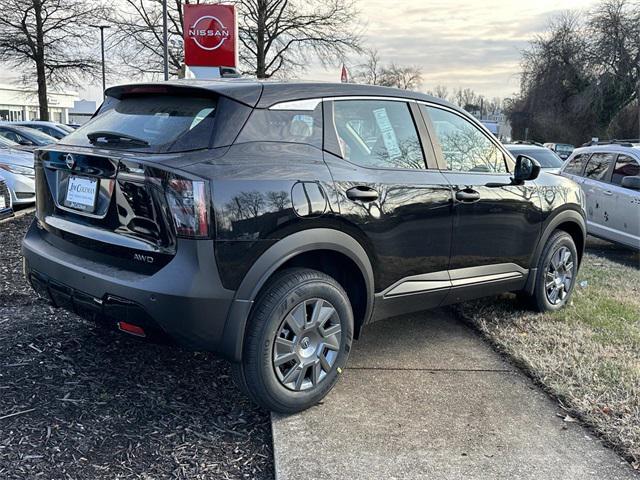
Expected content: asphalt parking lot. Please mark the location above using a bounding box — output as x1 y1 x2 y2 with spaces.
0 214 273 480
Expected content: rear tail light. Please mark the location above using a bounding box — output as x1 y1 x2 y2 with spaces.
165 176 210 238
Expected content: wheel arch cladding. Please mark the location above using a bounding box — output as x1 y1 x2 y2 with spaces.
219 228 375 362
534 208 586 269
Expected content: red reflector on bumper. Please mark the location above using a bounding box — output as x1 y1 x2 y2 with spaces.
117 321 146 337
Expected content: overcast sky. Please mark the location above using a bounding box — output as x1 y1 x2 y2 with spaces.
2 0 599 104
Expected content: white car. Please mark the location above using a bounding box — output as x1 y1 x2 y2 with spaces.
0 178 13 220
560 142 640 250
0 136 35 205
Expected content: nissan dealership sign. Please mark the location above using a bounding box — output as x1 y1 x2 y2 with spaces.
183 4 238 68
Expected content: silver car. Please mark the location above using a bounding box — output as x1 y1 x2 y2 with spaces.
0 136 35 205
0 178 13 220
560 142 640 250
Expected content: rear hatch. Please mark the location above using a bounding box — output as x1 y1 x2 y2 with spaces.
34 85 254 274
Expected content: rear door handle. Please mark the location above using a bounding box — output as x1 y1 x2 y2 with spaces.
455 189 480 203
346 186 379 202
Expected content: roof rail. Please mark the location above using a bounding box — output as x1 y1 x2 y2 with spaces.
580 139 637 147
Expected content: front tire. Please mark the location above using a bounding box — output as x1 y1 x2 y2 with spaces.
234 268 354 413
531 230 578 312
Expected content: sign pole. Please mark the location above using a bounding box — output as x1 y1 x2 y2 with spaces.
163 0 169 80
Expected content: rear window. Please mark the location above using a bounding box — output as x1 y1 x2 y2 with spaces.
235 104 322 148
61 94 217 152
507 148 563 168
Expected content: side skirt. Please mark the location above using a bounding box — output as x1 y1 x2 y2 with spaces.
371 263 529 322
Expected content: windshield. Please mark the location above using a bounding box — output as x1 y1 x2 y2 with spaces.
0 135 20 149
18 126 57 144
61 94 218 152
508 148 563 168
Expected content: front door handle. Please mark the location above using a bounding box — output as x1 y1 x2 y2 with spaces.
455 189 480 203
346 186 379 202
602 190 613 196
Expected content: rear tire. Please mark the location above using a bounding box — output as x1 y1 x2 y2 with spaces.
530 231 578 312
234 268 354 413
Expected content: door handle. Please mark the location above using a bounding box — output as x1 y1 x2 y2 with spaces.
603 190 613 196
455 189 480 203
346 186 379 202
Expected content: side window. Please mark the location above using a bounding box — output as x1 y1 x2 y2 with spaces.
584 153 615 182
0 130 18 143
333 100 425 169
236 103 322 148
564 153 588 176
611 154 640 186
424 106 507 173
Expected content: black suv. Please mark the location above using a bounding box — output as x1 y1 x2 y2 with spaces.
22 81 586 413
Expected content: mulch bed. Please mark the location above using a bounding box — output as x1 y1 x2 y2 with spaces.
0 214 273 479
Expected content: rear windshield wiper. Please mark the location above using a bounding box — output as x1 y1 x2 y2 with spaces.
87 131 149 147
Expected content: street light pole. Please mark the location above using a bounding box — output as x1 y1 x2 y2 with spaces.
162 0 169 80
91 25 110 99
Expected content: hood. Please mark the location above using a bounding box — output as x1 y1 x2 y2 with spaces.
0 147 34 167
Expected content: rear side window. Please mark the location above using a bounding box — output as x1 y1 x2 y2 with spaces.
564 153 588 176
236 104 322 148
333 100 425 169
61 94 217 152
611 154 640 186
584 153 615 182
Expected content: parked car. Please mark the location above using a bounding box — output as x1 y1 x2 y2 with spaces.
544 142 574 160
22 81 586 413
0 124 58 151
504 143 564 173
560 141 639 250
0 136 35 205
0 178 13 221
13 121 73 140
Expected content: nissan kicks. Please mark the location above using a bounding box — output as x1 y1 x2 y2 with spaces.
22 80 586 413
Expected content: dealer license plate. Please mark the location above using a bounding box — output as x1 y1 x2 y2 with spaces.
64 175 98 213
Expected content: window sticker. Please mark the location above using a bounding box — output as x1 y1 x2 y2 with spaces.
373 108 402 159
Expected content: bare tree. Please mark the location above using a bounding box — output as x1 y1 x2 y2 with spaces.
108 0 186 77
352 48 382 85
0 0 105 120
425 84 451 101
239 0 361 78
109 0 362 79
353 49 422 90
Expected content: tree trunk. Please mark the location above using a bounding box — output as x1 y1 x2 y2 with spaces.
255 0 266 78
36 59 48 121
34 0 48 121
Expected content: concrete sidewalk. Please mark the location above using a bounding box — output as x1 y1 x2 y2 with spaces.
272 309 635 480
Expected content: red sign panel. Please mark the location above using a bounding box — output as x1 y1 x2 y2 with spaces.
183 4 237 68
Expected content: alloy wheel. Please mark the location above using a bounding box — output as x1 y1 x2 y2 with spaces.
545 246 574 305
272 298 342 391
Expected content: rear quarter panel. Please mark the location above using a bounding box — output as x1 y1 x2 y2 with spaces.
186 142 342 290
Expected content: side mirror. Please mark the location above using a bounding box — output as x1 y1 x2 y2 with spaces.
19 139 34 146
513 155 541 184
621 176 640 191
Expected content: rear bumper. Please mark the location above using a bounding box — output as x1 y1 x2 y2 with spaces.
22 219 237 353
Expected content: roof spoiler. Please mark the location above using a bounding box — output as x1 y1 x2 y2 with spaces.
104 81 263 108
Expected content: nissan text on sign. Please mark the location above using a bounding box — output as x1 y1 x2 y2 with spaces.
183 3 238 70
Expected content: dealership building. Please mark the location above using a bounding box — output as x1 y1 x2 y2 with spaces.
0 83 78 123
